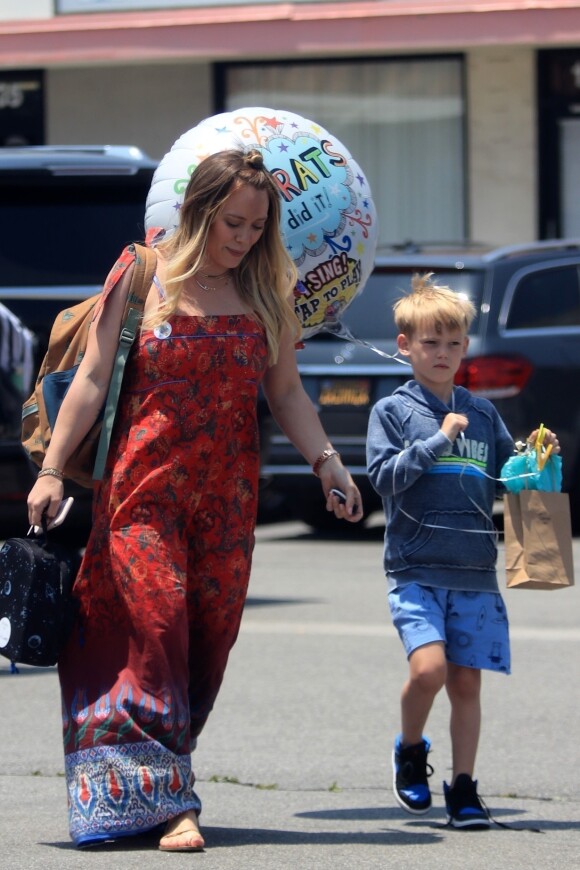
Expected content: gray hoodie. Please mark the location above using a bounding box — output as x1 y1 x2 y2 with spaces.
367 380 515 592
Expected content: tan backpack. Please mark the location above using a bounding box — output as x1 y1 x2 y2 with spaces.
21 243 157 488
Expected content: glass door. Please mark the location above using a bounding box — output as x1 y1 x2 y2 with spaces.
559 118 580 237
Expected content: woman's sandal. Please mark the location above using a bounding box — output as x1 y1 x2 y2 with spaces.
159 812 205 853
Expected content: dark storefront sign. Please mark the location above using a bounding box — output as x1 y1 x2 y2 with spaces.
0 70 44 147
538 51 580 239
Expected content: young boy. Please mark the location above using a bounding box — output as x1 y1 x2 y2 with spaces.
366 273 558 829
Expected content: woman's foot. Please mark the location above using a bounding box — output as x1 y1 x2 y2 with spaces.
159 811 205 852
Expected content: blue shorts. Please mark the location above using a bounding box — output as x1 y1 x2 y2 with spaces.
388 583 511 674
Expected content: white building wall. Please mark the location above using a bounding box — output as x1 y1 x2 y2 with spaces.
468 46 537 245
47 64 213 161
0 0 52 20
45 47 540 244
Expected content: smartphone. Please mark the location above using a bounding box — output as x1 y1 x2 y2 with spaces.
31 496 75 535
47 496 74 530
329 488 359 514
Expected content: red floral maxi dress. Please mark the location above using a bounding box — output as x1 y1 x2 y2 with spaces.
58 248 269 846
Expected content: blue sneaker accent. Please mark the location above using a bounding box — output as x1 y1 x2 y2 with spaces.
444 774 490 830
392 735 433 815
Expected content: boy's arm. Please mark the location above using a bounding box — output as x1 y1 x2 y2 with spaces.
366 402 452 497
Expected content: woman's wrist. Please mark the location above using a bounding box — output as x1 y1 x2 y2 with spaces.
312 448 340 477
37 466 64 482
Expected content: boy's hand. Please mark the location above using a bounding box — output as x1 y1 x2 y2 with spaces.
441 412 468 442
527 427 560 454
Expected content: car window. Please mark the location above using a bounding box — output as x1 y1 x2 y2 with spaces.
312 267 485 340
505 264 580 330
0 176 151 286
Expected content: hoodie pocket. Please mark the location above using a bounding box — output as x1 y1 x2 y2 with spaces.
397 510 497 571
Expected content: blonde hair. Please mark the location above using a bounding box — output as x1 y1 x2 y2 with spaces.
146 148 299 364
393 272 476 336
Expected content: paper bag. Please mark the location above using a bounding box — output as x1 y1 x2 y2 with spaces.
504 491 574 590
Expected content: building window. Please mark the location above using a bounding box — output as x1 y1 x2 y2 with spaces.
219 56 466 249
538 49 580 239
0 70 44 147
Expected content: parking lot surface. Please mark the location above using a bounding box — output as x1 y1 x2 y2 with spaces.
1 516 579 869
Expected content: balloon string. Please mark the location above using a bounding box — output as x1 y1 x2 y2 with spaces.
322 324 539 533
317 325 547 488
321 320 412 367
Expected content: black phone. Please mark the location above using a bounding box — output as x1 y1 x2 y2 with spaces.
329 488 359 514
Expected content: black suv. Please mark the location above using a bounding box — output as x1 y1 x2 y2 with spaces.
0 145 157 538
260 240 580 531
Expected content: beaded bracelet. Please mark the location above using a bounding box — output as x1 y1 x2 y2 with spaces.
37 467 64 481
312 448 340 477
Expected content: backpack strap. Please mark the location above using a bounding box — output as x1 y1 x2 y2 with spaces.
92 244 158 482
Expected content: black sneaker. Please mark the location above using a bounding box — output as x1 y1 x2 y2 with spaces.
443 774 491 830
392 735 433 814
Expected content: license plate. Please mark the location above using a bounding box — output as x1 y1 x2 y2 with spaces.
318 378 371 407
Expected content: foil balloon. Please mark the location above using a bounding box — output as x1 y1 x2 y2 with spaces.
145 108 378 339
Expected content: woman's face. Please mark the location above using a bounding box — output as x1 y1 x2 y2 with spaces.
204 183 269 274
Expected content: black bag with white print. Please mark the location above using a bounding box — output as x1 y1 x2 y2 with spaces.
0 530 80 667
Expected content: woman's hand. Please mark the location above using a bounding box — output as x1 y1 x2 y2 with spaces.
319 456 363 522
27 476 64 530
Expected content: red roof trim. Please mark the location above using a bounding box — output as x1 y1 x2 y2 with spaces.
0 2 579 68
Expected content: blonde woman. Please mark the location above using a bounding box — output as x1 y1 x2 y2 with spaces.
28 149 362 851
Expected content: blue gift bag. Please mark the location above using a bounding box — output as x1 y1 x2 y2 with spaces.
501 451 562 493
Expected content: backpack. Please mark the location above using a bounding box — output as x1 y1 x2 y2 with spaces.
21 243 157 488
0 529 81 667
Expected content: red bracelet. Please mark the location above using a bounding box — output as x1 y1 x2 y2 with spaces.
312 448 340 477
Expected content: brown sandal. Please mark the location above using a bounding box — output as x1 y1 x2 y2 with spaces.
159 812 205 853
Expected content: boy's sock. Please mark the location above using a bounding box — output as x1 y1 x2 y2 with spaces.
392 734 433 814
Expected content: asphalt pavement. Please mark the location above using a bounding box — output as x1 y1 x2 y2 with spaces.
1 513 579 869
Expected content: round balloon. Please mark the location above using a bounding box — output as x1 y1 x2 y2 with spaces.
145 108 378 338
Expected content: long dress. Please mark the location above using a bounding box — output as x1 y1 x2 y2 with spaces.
58 270 269 846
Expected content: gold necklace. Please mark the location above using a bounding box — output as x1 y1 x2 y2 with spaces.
200 268 230 280
194 270 231 292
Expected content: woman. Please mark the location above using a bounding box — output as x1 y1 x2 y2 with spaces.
27 149 362 851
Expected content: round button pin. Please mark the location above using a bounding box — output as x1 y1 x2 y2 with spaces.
154 322 172 339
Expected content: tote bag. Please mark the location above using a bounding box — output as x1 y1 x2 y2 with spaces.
504 490 574 590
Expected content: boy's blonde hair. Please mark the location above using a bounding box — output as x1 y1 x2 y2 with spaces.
393 272 476 337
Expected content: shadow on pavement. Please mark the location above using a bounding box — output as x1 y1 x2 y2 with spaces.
200 825 442 848
41 824 442 853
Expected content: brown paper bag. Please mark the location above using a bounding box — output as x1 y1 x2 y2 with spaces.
504 491 575 590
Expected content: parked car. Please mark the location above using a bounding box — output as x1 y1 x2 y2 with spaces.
0 145 157 540
259 239 580 531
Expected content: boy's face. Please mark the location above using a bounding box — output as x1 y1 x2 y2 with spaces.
397 322 468 398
